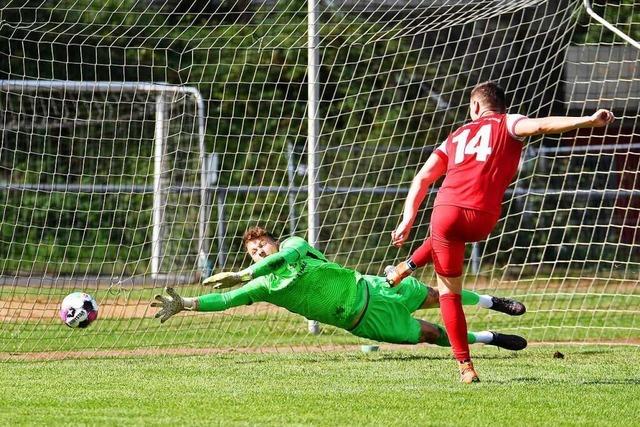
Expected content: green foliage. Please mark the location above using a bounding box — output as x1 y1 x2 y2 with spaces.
0 0 460 275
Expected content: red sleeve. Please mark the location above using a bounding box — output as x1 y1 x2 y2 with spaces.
434 139 448 162
434 149 448 163
506 114 527 141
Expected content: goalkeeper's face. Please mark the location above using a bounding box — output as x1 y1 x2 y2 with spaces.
245 237 279 263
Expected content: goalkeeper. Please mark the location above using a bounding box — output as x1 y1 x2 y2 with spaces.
152 226 527 350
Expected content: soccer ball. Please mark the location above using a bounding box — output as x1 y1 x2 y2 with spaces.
59 292 99 328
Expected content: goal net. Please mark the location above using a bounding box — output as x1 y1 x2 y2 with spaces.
1 0 638 359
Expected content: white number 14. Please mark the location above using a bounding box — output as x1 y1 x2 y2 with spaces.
452 125 492 164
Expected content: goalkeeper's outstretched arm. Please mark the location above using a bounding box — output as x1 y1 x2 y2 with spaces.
203 236 311 288
247 236 309 277
152 282 268 323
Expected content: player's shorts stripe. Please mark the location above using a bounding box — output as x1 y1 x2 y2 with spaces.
348 282 370 331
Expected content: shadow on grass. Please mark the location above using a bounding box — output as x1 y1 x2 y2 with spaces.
360 353 451 362
484 377 544 384
349 352 520 363
487 377 640 385
581 378 640 385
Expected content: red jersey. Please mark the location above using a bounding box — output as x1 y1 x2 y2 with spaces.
433 113 527 215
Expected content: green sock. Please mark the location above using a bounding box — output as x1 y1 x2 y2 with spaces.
461 289 480 305
433 324 477 347
467 332 477 344
434 324 450 347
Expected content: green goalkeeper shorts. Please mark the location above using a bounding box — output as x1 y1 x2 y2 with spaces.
349 275 429 345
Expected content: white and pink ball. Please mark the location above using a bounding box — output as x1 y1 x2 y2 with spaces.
59 292 98 328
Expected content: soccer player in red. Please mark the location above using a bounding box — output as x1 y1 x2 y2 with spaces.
386 81 615 383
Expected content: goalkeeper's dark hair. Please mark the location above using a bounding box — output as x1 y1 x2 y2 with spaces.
470 81 507 113
243 226 277 246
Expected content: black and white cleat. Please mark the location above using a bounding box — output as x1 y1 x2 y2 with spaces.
489 332 528 351
490 296 526 316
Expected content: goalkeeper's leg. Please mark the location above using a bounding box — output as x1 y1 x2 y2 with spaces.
396 276 526 316
421 286 526 316
418 320 527 351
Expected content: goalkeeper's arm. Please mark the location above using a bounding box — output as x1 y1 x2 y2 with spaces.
152 281 268 322
248 236 309 277
203 236 311 288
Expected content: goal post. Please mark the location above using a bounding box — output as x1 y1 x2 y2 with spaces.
0 79 209 283
583 0 640 49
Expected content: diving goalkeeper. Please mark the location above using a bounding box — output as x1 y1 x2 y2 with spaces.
152 226 527 350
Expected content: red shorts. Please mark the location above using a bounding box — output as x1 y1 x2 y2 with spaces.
411 205 499 277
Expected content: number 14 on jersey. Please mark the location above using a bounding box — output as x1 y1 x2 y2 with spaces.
451 125 492 164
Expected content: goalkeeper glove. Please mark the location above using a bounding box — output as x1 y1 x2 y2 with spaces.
151 287 196 323
202 270 252 289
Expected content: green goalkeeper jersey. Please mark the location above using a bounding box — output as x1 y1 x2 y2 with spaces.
197 236 367 329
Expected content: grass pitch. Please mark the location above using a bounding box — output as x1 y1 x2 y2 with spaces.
2 280 638 425
1 346 638 426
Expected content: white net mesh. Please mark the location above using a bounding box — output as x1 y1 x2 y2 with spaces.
0 0 638 359
0 83 203 280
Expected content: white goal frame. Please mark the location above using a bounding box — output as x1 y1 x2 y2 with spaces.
0 80 208 280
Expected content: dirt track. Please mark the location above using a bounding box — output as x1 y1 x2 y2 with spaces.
0 298 285 322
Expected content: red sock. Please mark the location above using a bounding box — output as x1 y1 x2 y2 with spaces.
439 293 470 362
411 237 433 267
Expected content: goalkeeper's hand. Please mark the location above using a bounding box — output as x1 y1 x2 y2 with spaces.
202 271 252 289
151 287 192 323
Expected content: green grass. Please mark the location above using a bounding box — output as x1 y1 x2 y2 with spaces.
0 315 364 353
1 346 638 425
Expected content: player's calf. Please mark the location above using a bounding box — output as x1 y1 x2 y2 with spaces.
424 322 527 351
